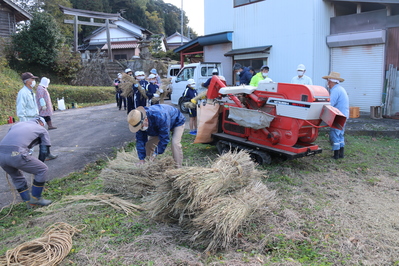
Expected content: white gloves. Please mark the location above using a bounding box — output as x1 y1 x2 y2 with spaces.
42 106 47 111
159 89 164 93
154 94 160 98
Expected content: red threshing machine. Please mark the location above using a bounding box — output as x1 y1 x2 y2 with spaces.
201 76 347 164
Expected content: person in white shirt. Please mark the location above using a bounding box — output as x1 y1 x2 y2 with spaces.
16 72 39 121
291 64 313 85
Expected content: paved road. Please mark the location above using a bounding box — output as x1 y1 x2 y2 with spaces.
0 103 137 209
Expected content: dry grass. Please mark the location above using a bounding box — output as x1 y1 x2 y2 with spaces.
100 149 176 197
145 150 276 252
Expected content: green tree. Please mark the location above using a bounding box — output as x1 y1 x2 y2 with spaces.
40 0 74 44
11 12 64 70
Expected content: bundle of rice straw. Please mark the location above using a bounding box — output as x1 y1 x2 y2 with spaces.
145 150 276 251
119 73 147 99
100 149 176 198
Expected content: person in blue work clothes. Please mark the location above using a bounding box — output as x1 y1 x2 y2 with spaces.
127 104 186 168
182 79 198 135
147 74 161 105
233 63 253 85
322 72 349 159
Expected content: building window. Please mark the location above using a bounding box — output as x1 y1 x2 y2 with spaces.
114 54 127 60
233 58 267 84
234 0 265 8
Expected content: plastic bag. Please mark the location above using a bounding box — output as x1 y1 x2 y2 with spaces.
57 97 66 111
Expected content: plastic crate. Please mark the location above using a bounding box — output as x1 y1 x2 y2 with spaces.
349 107 360 118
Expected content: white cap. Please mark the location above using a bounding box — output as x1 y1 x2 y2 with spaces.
148 74 156 79
297 64 306 71
139 71 145 76
125 68 132 73
212 68 218 74
187 79 196 85
134 71 140 76
39 77 50 88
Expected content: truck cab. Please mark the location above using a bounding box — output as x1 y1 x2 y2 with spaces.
170 62 223 112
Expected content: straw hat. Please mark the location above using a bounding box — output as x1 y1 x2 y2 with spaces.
127 106 146 133
322 71 345 82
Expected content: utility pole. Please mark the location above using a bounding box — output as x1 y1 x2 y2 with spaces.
180 0 183 45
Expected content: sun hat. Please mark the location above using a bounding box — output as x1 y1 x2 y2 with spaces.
150 68 157 74
322 71 345 82
297 64 306 71
21 72 38 81
127 106 146 133
39 77 50 88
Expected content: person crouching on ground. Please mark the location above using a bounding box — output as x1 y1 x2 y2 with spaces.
182 79 198 135
0 117 54 208
127 104 186 168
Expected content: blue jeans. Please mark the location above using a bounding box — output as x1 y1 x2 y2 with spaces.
330 128 345 151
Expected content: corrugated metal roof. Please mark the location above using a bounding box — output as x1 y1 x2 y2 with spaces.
102 41 138 50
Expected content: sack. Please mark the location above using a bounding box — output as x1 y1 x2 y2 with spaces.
194 103 222 144
57 97 66 111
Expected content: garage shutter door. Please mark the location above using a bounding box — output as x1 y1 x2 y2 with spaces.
331 44 385 112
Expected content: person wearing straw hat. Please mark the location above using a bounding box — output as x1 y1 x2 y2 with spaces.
127 104 186 168
291 64 313 85
0 117 53 208
322 71 349 159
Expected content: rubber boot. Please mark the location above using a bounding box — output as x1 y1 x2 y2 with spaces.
17 185 31 209
30 181 52 206
45 146 58 161
333 150 339 160
47 120 57 130
339 147 344 159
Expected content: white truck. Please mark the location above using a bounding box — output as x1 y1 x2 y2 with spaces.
170 62 223 113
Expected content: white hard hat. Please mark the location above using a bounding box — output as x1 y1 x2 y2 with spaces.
148 74 156 79
297 64 306 71
187 79 196 85
125 68 132 73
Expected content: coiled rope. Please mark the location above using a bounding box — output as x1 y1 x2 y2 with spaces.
0 222 86 266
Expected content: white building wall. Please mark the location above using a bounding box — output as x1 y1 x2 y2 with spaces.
91 28 138 43
204 0 234 34
204 0 331 86
204 43 233 86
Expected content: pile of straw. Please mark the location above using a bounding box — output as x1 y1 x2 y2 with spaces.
0 222 85 266
145 150 276 252
100 150 175 198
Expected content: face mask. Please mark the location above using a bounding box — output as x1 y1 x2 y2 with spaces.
262 72 268 77
31 80 36 88
140 126 148 131
297 71 304 76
